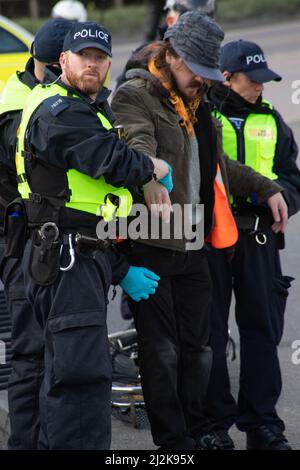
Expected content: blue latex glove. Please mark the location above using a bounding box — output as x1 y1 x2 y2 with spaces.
120 266 160 302
158 162 173 193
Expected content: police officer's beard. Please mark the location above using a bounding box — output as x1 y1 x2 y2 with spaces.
65 66 103 96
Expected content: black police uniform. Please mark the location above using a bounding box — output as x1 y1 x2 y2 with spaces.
21 67 155 449
205 83 300 435
0 58 44 450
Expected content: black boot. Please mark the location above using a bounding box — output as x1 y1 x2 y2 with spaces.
214 428 235 449
196 430 234 450
246 425 292 450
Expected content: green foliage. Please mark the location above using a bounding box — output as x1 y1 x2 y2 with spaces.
217 0 300 21
87 4 146 33
17 4 146 36
15 0 300 36
16 18 45 34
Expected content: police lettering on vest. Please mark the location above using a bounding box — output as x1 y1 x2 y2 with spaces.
74 29 109 43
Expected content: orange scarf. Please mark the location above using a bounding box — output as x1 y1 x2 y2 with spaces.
148 57 201 137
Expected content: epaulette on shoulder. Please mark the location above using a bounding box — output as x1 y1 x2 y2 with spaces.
43 94 69 116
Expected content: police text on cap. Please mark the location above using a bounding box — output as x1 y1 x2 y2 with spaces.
74 29 109 44
246 54 266 65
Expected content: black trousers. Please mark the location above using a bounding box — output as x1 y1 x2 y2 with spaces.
125 242 213 449
0 237 43 450
205 229 294 433
22 240 113 450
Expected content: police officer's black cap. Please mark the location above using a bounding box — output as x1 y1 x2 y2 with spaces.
220 40 282 83
164 10 225 81
31 18 72 63
62 21 112 57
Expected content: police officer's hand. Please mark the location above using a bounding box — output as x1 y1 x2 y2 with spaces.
158 162 173 193
267 192 288 233
151 158 173 192
143 180 173 223
120 266 160 302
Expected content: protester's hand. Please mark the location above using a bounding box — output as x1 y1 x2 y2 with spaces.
120 266 160 302
143 180 173 223
267 192 288 233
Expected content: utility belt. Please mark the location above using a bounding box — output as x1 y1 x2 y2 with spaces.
3 194 105 258
29 222 113 287
3 195 115 286
23 194 101 234
232 201 273 246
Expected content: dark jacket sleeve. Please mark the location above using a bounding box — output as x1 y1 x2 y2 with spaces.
28 98 154 189
225 156 283 202
0 112 23 207
0 111 21 169
106 245 130 285
273 110 300 217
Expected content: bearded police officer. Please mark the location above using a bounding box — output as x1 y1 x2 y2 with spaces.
0 18 72 450
16 21 172 450
206 40 300 449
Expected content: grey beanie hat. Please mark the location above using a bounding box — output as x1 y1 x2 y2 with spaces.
164 10 225 81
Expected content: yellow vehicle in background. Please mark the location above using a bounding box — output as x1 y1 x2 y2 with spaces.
0 15 33 93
